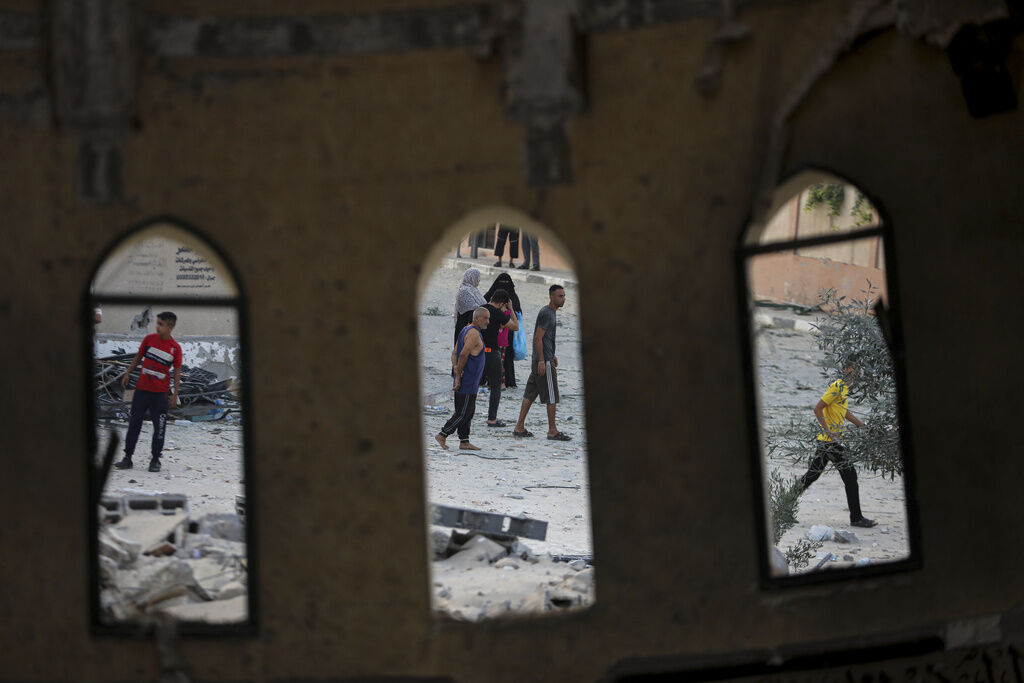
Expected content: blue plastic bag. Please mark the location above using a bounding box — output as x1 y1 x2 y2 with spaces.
512 312 527 360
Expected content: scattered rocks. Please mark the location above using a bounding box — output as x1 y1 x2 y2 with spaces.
98 505 247 625
834 530 859 544
432 538 594 621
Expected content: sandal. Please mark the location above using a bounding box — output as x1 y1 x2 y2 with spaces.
512 429 534 437
486 420 507 427
547 432 571 441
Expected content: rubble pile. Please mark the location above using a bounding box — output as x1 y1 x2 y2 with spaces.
94 352 240 420
99 497 248 625
430 530 595 621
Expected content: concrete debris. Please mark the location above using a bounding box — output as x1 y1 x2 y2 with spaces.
430 529 453 559
432 535 595 621
771 546 790 576
196 513 245 542
807 525 834 542
99 507 247 625
834 530 859 544
157 595 248 624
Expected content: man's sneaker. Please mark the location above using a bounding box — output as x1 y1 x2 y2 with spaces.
113 458 133 470
531 264 540 271
148 458 162 473
851 517 877 528
517 263 530 269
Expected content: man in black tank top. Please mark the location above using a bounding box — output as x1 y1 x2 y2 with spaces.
435 307 489 451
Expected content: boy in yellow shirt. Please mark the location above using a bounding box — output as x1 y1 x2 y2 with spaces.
799 358 877 528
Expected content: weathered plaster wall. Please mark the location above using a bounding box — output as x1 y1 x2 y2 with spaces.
0 1 1022 681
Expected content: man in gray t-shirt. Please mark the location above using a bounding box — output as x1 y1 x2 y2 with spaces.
513 285 571 441
533 305 556 365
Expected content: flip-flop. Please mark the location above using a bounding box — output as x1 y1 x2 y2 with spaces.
547 432 571 441
512 429 533 437
486 421 507 427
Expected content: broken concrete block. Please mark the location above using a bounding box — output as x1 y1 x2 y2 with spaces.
99 535 134 568
216 581 246 600
156 594 247 624
567 559 587 571
103 527 142 562
181 533 247 562
118 558 201 609
834 529 859 544
807 525 834 541
196 513 244 543
430 529 452 559
449 535 507 564
99 555 119 583
113 509 187 554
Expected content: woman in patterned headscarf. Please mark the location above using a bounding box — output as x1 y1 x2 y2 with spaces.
454 267 486 343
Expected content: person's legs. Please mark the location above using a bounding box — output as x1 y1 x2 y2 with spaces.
485 350 503 423
529 237 540 270
493 227 509 265
514 362 540 434
800 442 831 490
518 233 531 269
541 362 563 437
148 392 169 471
117 390 150 467
436 392 471 449
457 393 480 449
501 346 517 387
514 398 533 433
829 446 872 524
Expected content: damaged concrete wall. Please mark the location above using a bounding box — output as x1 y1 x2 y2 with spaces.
0 0 1022 681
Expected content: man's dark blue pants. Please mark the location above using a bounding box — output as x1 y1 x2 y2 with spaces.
124 389 168 459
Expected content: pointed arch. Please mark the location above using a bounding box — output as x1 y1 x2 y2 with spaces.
737 169 920 586
85 216 256 635
417 205 596 621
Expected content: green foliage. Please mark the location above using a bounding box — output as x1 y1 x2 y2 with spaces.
765 282 903 479
804 183 845 220
768 468 803 544
784 538 822 570
767 468 822 570
851 191 875 226
804 183 877 228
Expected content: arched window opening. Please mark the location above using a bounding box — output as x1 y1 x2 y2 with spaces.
87 220 254 633
418 206 595 621
740 172 918 584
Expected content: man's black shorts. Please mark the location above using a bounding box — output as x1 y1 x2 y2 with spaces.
523 360 558 404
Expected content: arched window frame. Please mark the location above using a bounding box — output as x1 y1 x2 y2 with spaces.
83 215 258 635
735 170 922 588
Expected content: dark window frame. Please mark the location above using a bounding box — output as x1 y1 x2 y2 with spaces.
735 170 922 589
83 215 258 636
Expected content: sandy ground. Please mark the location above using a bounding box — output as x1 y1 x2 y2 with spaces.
96 421 244 518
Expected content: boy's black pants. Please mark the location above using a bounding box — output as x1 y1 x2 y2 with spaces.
124 389 168 459
800 440 863 522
